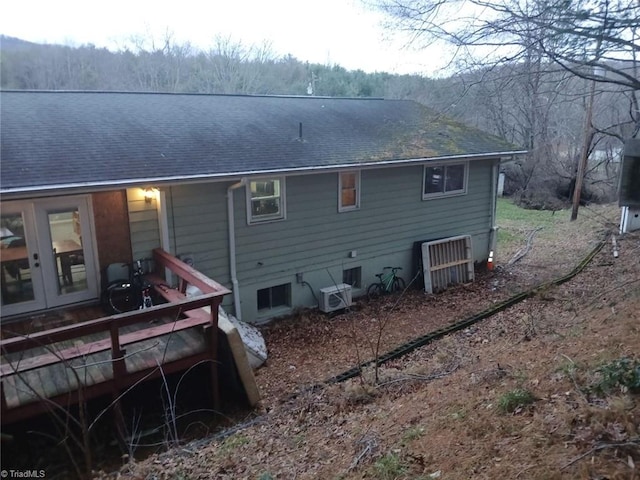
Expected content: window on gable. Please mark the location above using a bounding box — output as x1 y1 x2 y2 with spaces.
247 177 285 223
339 171 360 212
257 283 291 311
423 163 467 199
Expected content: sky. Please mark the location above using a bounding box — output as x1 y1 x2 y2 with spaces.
0 0 449 76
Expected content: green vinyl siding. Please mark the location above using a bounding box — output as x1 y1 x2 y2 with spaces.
127 189 161 262
234 161 493 283
233 160 496 321
163 184 231 285
127 159 498 322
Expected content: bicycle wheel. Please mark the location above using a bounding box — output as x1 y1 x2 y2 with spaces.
367 282 383 300
392 276 406 293
107 282 137 314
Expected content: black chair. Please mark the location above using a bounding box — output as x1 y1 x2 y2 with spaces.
59 252 85 286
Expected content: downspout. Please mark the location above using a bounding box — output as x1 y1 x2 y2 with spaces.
489 160 500 257
227 178 247 320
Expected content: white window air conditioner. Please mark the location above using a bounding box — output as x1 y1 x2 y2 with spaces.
319 283 353 313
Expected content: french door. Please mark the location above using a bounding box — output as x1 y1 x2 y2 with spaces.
1 196 99 317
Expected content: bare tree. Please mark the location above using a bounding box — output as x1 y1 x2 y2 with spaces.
123 29 194 92
368 0 638 213
196 36 277 94
369 0 639 132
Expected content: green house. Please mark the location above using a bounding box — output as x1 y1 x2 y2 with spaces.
0 91 524 323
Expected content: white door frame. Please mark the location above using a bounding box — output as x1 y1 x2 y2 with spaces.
34 195 100 309
0 201 47 316
1 195 100 316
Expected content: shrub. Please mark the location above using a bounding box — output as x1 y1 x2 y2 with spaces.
498 388 536 413
592 357 640 394
373 452 407 480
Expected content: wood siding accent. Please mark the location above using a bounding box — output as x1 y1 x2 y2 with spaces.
92 191 132 272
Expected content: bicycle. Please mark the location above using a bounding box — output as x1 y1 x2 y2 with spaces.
104 260 154 314
367 267 406 299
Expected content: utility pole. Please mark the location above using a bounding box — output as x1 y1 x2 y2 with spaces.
571 77 597 221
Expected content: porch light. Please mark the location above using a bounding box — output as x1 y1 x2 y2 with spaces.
143 187 158 204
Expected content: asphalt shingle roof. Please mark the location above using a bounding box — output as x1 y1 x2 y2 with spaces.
0 91 523 195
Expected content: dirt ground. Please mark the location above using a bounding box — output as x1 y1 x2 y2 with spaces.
103 203 639 480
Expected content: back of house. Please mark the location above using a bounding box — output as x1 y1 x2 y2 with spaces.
0 91 524 323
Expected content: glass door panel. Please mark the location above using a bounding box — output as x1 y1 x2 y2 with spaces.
0 196 99 318
47 209 87 295
0 206 47 315
35 197 98 309
1 213 35 305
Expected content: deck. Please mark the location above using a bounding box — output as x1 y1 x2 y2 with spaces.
0 250 232 425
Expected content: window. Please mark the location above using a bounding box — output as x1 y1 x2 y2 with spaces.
247 177 285 223
343 267 362 289
339 171 360 212
257 283 291 311
423 163 467 199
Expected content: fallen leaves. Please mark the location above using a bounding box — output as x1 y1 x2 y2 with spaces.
96 213 640 480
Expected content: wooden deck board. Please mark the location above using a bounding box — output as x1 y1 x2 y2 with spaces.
178 328 208 354
69 350 113 387
12 363 73 408
0 333 109 377
3 372 20 408
123 332 167 373
45 361 79 400
2 325 208 409
1 249 234 424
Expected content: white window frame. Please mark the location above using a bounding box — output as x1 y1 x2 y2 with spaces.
257 283 291 312
246 177 286 224
422 162 469 200
338 170 361 212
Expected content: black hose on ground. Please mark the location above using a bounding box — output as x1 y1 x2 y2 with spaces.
324 238 607 385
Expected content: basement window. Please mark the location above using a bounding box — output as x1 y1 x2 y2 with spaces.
257 283 291 311
343 267 362 289
423 163 468 199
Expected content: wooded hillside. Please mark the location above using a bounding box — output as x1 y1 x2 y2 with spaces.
1 34 634 204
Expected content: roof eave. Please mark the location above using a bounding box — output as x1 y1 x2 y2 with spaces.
0 150 528 200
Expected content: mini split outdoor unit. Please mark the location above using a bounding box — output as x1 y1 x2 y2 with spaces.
319 283 353 313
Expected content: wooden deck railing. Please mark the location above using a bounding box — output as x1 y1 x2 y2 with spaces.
151 248 230 296
0 249 231 424
0 295 222 373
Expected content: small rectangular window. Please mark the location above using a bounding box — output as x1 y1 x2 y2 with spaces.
339 171 360 212
247 177 285 223
257 283 291 310
343 267 362 289
423 163 467 199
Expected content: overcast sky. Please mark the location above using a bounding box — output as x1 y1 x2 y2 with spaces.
0 0 450 75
